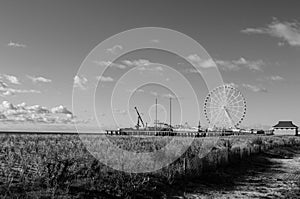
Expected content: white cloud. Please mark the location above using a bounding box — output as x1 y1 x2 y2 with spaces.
0 114 6 119
183 68 203 74
278 42 285 46
27 75 52 83
150 39 160 43
268 75 284 81
7 41 26 48
26 105 50 114
137 66 163 72
122 59 164 72
233 57 247 65
186 54 216 68
113 109 127 115
224 83 267 93
2 74 20 84
215 60 239 71
216 57 264 72
135 88 145 93
0 100 75 124
0 80 8 88
93 61 126 69
107 45 123 54
74 75 88 90
0 101 16 110
51 105 73 116
241 18 300 47
97 76 114 82
242 84 268 93
122 59 152 67
150 91 181 99
241 28 265 34
162 93 177 99
0 87 40 96
127 88 145 94
258 75 285 82
150 91 159 96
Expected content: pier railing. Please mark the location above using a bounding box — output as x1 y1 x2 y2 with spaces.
104 130 259 137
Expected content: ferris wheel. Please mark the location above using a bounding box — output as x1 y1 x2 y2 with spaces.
204 85 246 130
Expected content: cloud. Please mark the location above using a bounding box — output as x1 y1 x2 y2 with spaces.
122 59 152 67
0 114 6 119
74 75 88 90
113 109 127 115
122 59 164 72
7 41 26 48
215 60 239 71
241 18 300 46
0 77 40 96
137 66 163 72
161 93 177 99
223 82 267 93
26 105 50 114
2 74 20 84
97 76 114 82
150 91 182 99
268 75 284 81
242 84 268 93
150 91 159 96
135 88 145 93
51 105 73 115
150 39 160 43
258 75 285 82
183 68 202 74
0 80 8 88
0 100 76 124
127 88 145 94
27 75 52 83
0 87 40 96
1 74 33 96
107 45 123 54
0 101 16 110
186 54 216 68
93 61 126 69
216 57 264 72
242 28 265 34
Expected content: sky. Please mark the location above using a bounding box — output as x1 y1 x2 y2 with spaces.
0 0 300 131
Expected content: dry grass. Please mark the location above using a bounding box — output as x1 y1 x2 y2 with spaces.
0 133 299 198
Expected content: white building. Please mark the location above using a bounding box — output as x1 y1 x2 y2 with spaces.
272 121 298 136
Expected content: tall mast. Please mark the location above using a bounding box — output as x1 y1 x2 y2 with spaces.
169 97 172 128
155 98 157 131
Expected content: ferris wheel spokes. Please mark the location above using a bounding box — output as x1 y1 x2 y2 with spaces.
204 85 246 130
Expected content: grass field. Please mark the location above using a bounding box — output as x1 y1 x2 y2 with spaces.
0 133 298 198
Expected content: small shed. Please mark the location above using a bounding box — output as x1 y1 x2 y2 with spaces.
273 121 298 136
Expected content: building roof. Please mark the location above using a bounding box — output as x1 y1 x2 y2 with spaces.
273 121 298 128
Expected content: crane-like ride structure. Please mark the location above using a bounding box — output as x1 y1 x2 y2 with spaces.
134 106 145 130
113 98 175 136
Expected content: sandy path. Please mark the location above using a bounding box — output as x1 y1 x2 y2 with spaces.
171 146 300 199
